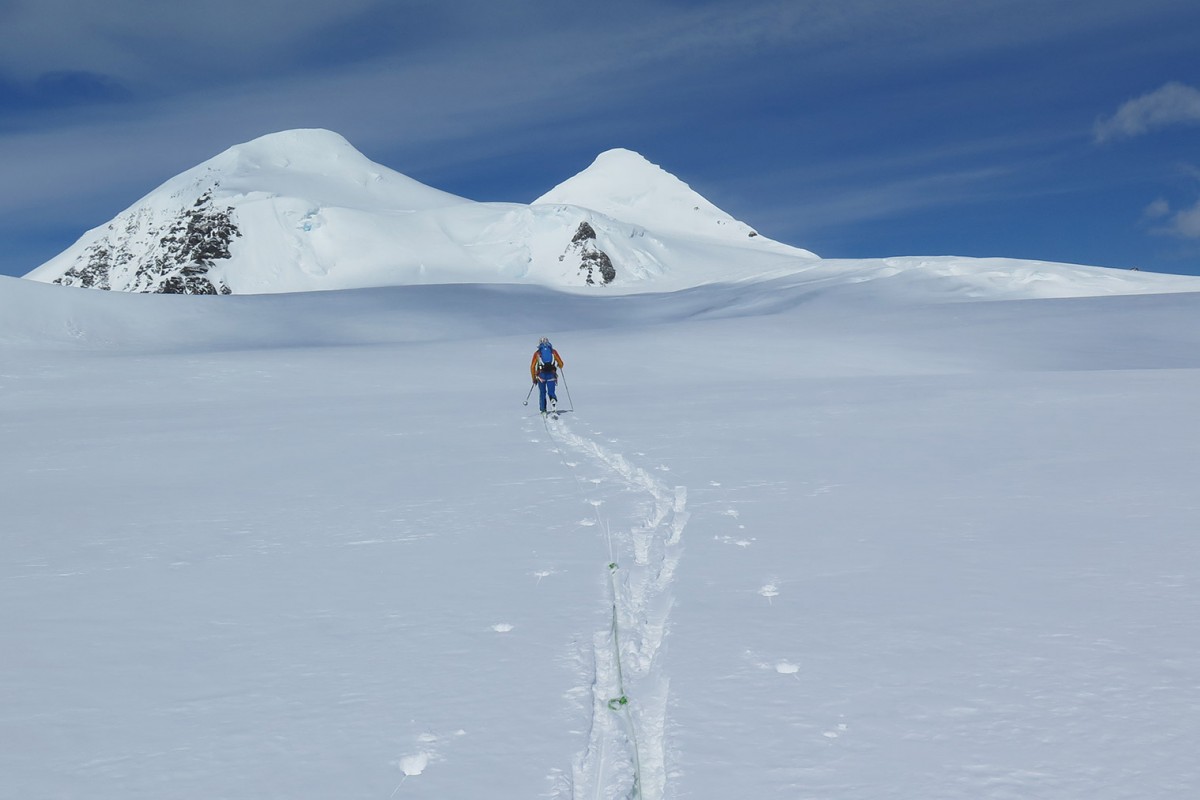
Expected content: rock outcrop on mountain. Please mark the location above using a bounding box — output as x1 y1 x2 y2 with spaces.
55 190 240 294
562 221 616 285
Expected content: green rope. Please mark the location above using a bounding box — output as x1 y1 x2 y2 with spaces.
607 561 643 799
543 422 643 798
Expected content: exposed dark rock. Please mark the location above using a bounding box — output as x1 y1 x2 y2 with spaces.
144 191 241 294
55 189 240 295
572 221 597 243
561 220 615 285
580 249 616 285
58 244 112 289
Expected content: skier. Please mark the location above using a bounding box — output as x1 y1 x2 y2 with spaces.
530 337 565 414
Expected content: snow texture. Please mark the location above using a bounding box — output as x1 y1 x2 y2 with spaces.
4 256 1200 799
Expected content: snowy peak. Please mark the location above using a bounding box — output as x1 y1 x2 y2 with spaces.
218 128 367 174
171 128 471 213
533 148 786 247
224 128 364 169
23 129 482 295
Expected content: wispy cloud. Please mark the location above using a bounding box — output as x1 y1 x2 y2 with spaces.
1146 198 1200 240
1142 164 1200 240
0 0 384 85
1142 198 1171 220
744 164 1015 239
1166 202 1200 238
1094 82 1200 143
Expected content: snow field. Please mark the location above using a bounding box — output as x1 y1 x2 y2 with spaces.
607 366 1200 799
3 273 1200 798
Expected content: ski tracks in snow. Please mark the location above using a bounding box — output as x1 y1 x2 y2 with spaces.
545 415 689 800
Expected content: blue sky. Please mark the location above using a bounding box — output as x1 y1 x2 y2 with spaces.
2 0 1199 277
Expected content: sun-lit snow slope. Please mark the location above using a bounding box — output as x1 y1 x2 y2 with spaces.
23 129 493 293
533 148 810 252
22 128 1200 299
23 129 826 295
3 275 1200 799
8 252 1200 352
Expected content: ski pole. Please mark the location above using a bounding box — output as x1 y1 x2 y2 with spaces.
522 381 536 406
559 369 575 411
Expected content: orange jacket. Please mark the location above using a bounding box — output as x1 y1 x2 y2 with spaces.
531 348 564 381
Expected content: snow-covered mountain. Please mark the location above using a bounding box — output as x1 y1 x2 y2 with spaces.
22 129 816 295
25 128 1200 302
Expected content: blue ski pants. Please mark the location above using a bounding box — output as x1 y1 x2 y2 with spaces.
537 377 558 411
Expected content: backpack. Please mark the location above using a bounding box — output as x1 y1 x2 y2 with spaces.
537 342 557 374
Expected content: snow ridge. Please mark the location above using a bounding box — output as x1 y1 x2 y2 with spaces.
547 416 688 800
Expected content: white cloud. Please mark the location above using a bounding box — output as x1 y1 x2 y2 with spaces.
1094 82 1200 143
1144 193 1200 240
0 0 381 82
1143 198 1171 220
1164 201 1200 239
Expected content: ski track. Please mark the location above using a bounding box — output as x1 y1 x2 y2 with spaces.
546 415 688 800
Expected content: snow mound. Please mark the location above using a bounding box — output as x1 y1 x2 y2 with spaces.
798 256 1200 301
